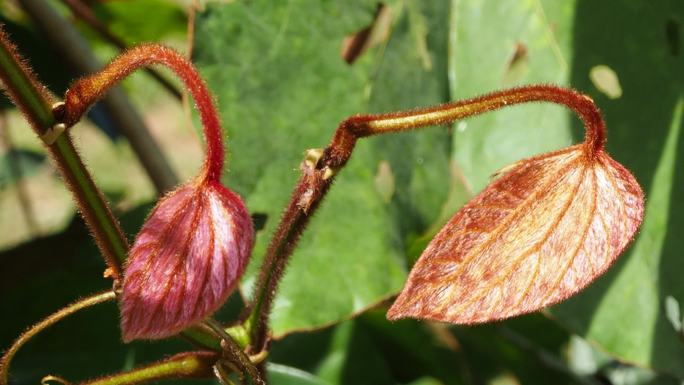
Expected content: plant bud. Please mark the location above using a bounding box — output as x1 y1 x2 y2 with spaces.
120 180 253 342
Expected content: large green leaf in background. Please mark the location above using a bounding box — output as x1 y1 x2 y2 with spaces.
192 0 456 337
267 364 329 385
267 308 586 385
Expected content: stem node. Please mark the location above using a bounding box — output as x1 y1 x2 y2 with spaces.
40 123 66 145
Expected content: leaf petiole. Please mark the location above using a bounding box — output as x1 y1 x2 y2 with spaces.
247 84 607 351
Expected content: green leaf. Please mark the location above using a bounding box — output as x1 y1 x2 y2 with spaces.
565 336 680 385
0 148 45 189
191 0 457 336
360 310 467 384
268 364 330 385
450 315 585 385
404 378 443 385
313 320 394 385
91 0 186 43
269 311 467 385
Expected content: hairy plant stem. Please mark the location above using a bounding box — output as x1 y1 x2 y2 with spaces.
0 27 128 278
62 44 225 183
59 0 183 100
0 291 116 385
77 352 217 385
247 85 605 351
19 0 179 193
204 319 265 385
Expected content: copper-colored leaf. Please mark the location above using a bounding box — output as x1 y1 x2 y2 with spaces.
387 145 644 323
120 181 253 341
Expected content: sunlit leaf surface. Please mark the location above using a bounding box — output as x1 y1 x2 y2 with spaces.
389 145 643 323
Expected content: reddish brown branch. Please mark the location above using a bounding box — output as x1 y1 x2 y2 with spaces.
247 84 606 351
59 0 183 100
63 44 225 183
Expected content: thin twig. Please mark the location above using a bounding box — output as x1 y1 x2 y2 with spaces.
204 319 265 385
0 291 116 385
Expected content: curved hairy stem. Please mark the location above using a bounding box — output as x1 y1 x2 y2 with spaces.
60 43 239 349
324 85 605 168
247 84 605 351
62 44 225 183
59 0 183 100
0 291 116 385
19 0 178 193
0 30 221 353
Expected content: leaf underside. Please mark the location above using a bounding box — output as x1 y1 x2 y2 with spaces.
120 183 253 341
388 145 644 323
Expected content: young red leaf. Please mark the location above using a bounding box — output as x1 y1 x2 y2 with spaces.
61 46 258 341
120 180 253 341
387 145 643 323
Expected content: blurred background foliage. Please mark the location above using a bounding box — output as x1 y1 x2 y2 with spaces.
0 1 682 384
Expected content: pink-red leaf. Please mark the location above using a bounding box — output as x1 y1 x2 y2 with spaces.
120 181 253 341
387 145 643 323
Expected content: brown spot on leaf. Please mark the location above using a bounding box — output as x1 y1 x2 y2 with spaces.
341 3 392 64
503 42 528 84
508 42 528 69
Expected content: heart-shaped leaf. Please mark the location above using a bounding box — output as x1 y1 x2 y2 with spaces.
388 144 643 323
